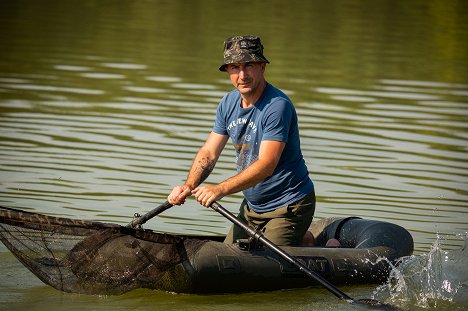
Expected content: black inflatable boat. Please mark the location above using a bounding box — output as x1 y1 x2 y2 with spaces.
0 206 413 295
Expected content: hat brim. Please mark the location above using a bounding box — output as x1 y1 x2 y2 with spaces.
219 55 269 71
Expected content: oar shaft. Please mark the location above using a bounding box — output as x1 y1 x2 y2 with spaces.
260 231 353 302
210 201 354 303
127 201 173 228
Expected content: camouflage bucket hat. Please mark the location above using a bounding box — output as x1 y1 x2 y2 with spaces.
219 36 270 71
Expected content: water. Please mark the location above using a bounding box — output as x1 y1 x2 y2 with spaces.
0 0 467 310
373 235 468 310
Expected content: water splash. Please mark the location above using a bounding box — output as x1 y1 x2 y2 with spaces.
373 234 468 310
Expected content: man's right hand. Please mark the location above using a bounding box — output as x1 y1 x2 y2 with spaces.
167 185 193 205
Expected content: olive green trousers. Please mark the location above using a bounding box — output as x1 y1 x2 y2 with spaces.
224 191 316 246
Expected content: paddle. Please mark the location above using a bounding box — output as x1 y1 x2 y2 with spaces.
210 201 402 310
127 200 173 228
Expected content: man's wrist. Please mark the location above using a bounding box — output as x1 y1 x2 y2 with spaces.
184 183 195 191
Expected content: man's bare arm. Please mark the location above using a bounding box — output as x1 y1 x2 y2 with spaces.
192 140 285 206
168 132 228 205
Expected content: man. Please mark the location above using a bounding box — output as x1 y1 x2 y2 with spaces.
168 35 315 246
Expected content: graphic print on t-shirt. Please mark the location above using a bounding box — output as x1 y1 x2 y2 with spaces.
233 133 258 172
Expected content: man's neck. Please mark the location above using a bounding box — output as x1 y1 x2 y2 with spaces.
241 81 267 108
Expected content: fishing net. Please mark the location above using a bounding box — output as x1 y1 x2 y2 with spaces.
0 206 208 295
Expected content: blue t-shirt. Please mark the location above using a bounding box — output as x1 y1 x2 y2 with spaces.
212 83 313 213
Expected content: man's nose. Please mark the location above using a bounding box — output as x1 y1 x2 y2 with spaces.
239 67 248 79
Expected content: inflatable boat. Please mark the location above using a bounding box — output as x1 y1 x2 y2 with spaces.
0 206 413 295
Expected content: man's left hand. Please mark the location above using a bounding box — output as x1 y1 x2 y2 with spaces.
192 185 225 207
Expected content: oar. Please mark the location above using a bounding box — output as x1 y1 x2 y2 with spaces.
210 201 402 310
127 201 173 228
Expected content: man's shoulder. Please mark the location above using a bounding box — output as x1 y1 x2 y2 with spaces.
218 89 240 108
261 84 293 111
222 89 241 101
264 83 292 104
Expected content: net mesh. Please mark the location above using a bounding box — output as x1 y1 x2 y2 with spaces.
0 206 208 295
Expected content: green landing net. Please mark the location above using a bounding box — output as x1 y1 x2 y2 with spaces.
0 206 206 295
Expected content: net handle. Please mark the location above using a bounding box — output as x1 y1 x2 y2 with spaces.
127 201 173 228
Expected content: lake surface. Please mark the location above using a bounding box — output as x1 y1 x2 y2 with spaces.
0 1 467 310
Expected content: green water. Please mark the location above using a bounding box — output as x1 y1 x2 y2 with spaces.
0 0 467 310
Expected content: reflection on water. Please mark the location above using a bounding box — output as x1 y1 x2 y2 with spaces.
0 0 467 309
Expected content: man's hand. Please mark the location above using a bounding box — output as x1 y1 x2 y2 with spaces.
192 185 225 207
167 185 193 205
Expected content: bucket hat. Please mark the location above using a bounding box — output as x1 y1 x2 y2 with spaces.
219 36 270 71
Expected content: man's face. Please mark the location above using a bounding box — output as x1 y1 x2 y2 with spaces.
226 62 266 96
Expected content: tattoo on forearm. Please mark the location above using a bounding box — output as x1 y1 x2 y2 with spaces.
196 157 215 183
